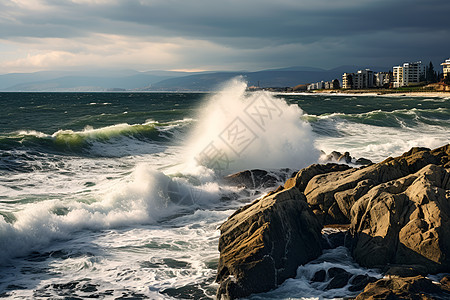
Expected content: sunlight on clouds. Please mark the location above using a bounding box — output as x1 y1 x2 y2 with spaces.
0 33 237 72
0 34 195 72
10 0 49 10
70 0 117 4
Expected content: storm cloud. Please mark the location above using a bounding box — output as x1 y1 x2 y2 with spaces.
1 0 449 73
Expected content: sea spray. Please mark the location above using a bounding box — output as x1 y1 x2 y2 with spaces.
185 77 320 173
0 164 220 265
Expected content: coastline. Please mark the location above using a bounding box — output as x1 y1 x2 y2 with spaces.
275 90 450 98
311 90 450 98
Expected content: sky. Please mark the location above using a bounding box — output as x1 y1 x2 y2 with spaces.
1 0 449 74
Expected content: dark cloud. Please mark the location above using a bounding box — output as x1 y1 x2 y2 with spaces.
1 0 449 71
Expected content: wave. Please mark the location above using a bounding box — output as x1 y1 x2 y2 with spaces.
184 77 320 173
0 164 221 265
304 107 450 129
0 119 194 157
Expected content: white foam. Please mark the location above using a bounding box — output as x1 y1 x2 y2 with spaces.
249 247 382 300
185 77 320 174
0 163 221 265
315 121 449 163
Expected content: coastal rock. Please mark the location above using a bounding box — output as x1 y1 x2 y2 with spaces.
348 274 377 292
216 187 323 299
384 265 427 277
222 169 279 189
311 270 326 282
355 276 449 300
323 150 373 166
355 157 373 166
325 267 351 290
338 152 352 164
440 276 450 291
304 144 450 224
216 144 450 298
284 163 351 192
351 163 450 273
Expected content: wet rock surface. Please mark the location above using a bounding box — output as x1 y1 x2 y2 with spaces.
222 169 282 189
215 187 323 300
355 276 450 300
216 144 450 299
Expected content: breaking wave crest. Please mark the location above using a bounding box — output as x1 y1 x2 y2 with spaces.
0 120 193 157
185 77 320 173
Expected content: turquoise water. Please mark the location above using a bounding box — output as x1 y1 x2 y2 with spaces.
0 87 448 299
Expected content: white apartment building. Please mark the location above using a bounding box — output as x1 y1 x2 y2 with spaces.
442 58 450 78
342 73 352 89
393 61 424 88
342 69 374 89
354 69 374 89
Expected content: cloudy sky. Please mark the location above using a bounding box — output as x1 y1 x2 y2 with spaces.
1 0 449 74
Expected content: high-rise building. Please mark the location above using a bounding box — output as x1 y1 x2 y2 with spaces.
393 61 424 88
442 58 450 79
342 73 353 89
353 69 374 89
342 69 374 89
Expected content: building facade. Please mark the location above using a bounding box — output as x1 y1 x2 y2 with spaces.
307 80 336 90
375 72 392 87
342 69 374 89
442 58 450 79
354 69 374 89
393 61 424 88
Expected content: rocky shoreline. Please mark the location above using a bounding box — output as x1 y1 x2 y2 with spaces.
216 144 450 299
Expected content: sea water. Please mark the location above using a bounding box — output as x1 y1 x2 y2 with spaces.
0 79 449 299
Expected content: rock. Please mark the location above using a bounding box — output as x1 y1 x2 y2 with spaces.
440 276 450 291
216 187 323 300
216 144 450 299
355 157 373 166
284 163 351 192
355 275 448 300
351 163 450 273
325 267 351 290
325 151 343 162
348 274 377 292
338 152 352 164
304 144 450 225
311 269 326 282
323 150 372 166
222 169 279 189
322 227 350 249
385 265 427 277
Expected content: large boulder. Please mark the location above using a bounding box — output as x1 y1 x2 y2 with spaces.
284 163 351 192
351 164 450 273
356 275 449 300
216 187 323 299
304 144 450 224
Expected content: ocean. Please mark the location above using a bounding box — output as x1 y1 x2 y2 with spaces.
0 79 449 299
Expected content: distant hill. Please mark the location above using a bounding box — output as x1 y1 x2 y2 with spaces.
146 65 389 91
0 65 390 92
0 70 193 91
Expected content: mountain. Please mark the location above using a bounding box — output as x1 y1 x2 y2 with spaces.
147 65 389 91
0 70 194 91
0 65 391 91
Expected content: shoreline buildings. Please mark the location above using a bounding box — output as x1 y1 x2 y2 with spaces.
312 58 447 91
442 58 450 78
392 61 424 88
342 69 392 89
342 69 374 89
